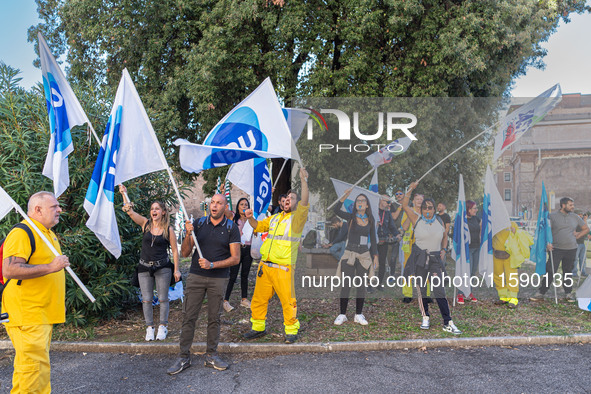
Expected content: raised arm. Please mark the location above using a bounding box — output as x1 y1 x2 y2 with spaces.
401 181 420 227
300 167 309 207
119 184 148 228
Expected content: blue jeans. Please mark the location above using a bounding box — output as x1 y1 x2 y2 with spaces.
138 268 172 326
573 243 587 276
329 241 346 261
469 247 480 278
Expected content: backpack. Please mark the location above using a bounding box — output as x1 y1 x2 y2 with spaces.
0 223 36 302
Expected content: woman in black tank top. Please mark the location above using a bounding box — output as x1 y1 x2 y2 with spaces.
119 185 180 341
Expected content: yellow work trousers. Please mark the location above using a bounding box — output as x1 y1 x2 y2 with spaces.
493 256 519 299
6 324 53 394
251 263 300 335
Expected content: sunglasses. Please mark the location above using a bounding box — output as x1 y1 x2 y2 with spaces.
423 206 435 211
395 192 403 196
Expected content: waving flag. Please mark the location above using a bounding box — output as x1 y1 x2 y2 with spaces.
227 159 271 218
576 275 591 312
0 186 15 221
174 139 283 174
369 169 378 193
38 33 91 197
330 178 380 231
452 174 471 296
282 108 310 143
531 182 553 276
203 77 299 162
493 84 562 161
84 69 168 258
366 137 413 168
479 166 511 286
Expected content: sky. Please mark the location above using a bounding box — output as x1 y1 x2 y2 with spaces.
1 0 590 97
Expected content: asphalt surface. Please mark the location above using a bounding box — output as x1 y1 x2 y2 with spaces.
1 344 590 393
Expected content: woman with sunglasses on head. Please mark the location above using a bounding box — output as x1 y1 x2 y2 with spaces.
119 185 181 341
222 197 254 312
402 181 461 335
332 189 379 326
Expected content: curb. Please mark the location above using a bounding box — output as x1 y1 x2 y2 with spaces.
2 334 591 355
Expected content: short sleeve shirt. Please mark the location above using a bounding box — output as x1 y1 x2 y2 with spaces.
2 219 65 326
190 216 241 278
549 211 585 250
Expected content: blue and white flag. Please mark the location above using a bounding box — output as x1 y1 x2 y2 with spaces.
226 158 272 219
84 69 168 258
0 185 16 221
369 169 378 193
531 182 553 276
576 275 591 312
174 139 283 174
479 166 511 286
39 33 91 197
366 137 413 168
452 174 471 296
203 77 299 162
330 178 380 232
493 84 562 161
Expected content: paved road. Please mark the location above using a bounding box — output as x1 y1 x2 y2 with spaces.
1 344 590 393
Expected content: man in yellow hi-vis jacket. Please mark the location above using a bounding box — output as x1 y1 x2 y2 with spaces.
243 168 309 344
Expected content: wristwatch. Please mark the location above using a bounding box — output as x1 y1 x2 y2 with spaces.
210 262 214 269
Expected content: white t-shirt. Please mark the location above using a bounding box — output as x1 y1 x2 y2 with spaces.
414 218 444 253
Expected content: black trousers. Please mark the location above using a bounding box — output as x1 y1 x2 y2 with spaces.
415 257 451 325
377 242 390 285
539 248 576 295
340 258 369 314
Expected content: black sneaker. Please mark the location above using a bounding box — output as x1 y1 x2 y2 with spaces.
285 334 298 344
243 329 267 340
167 357 191 375
402 297 412 304
204 354 229 371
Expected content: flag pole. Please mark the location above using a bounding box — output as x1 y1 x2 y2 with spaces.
272 159 289 188
549 250 558 304
327 167 375 210
9 200 96 303
416 121 500 183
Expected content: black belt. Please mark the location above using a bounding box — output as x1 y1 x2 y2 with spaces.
139 257 170 268
241 244 250 248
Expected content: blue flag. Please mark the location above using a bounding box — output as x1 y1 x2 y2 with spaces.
531 182 553 276
39 33 90 197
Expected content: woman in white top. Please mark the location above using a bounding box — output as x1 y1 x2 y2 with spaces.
402 181 461 335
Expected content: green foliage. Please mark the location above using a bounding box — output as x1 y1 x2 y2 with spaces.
0 63 177 326
28 0 589 201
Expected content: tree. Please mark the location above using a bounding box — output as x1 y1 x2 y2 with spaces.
0 63 177 325
29 0 589 205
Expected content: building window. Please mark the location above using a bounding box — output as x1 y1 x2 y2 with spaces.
504 189 511 201
504 172 511 182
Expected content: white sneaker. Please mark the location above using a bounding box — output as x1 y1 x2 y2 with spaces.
443 320 462 335
145 326 155 341
156 325 168 340
420 316 430 330
240 299 251 308
334 314 348 325
223 300 234 312
353 314 368 326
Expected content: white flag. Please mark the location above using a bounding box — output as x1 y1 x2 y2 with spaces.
452 174 471 296
330 178 381 231
576 275 591 312
493 84 562 161
282 108 310 143
39 33 91 197
478 166 511 285
203 77 300 162
0 186 16 222
84 69 168 258
365 137 413 168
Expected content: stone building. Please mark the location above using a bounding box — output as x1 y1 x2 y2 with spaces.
495 93 591 219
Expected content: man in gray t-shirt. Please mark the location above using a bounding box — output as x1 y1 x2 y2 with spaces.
533 197 589 302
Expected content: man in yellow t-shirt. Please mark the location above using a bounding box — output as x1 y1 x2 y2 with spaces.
2 191 70 393
242 168 309 344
